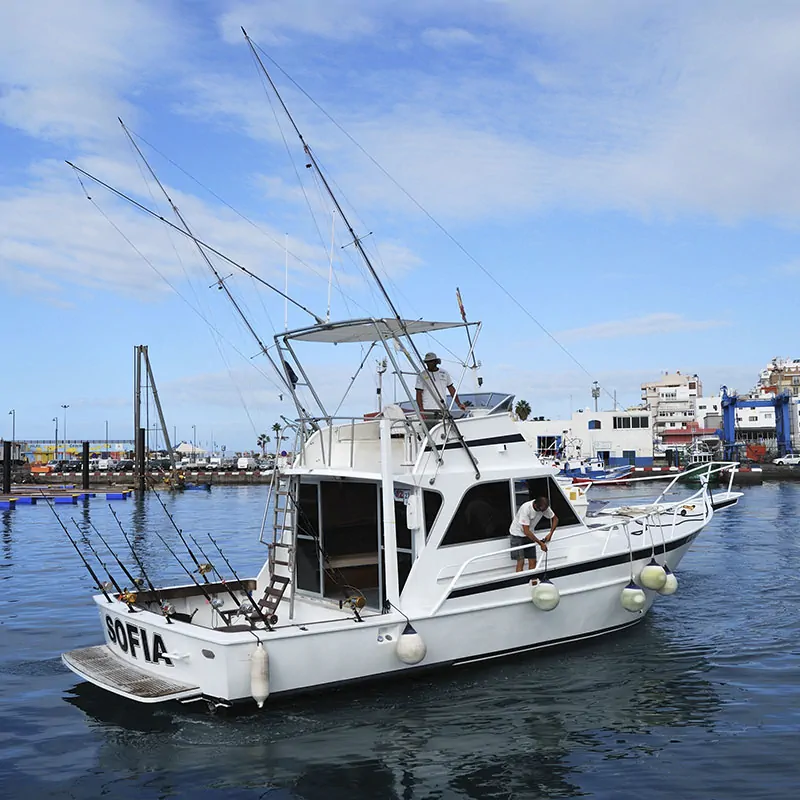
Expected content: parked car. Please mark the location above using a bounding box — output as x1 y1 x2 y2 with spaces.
774 454 800 466
97 457 117 470
116 459 135 471
237 457 257 470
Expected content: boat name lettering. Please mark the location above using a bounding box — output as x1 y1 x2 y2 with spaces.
105 614 173 666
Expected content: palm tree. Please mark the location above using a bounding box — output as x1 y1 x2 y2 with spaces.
272 422 282 456
257 433 270 456
515 399 532 421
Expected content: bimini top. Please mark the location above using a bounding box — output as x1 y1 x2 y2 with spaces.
282 318 468 344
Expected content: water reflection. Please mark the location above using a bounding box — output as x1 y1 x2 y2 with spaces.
1 508 12 567
63 622 720 799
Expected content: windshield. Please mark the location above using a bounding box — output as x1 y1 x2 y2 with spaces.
397 391 514 417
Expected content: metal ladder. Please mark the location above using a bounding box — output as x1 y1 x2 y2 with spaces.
259 475 296 623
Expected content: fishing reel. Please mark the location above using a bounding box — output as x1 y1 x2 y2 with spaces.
196 563 213 576
340 592 366 620
118 589 138 606
161 602 176 618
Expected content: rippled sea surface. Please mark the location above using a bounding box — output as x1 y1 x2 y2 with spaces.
1 481 798 799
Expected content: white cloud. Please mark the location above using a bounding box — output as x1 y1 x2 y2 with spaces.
556 313 728 343
420 27 481 49
217 0 376 44
199 1 800 224
0 0 183 145
774 258 800 276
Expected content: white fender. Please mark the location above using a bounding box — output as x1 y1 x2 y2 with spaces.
250 642 269 708
657 568 679 595
620 582 647 613
396 623 427 665
639 559 667 591
531 579 560 611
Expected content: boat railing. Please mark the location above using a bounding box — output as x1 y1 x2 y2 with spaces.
295 414 419 470
651 461 738 504
429 478 717 616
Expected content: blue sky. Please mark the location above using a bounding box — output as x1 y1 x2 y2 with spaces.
2 0 800 453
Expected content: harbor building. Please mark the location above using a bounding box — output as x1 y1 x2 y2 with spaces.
641 372 702 453
519 408 654 466
758 357 800 397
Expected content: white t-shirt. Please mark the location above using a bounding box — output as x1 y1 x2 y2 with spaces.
415 367 454 410
509 501 555 537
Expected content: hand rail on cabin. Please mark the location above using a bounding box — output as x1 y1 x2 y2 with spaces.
429 478 717 616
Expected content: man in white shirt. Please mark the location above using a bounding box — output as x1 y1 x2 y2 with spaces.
509 496 559 574
415 352 466 419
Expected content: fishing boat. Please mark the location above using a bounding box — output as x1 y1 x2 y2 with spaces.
61 36 741 709
558 457 634 484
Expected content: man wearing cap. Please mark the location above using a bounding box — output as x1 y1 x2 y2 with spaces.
415 352 466 418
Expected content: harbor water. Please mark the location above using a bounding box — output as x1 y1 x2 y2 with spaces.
0 482 798 799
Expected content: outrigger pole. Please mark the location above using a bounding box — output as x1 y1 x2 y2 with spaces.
65 160 325 332
119 120 294 365
244 31 482 478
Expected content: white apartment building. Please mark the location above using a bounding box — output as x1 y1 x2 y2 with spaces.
758 357 800 398
520 408 655 466
641 372 702 451
694 396 722 430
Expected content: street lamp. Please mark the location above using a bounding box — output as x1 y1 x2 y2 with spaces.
61 404 69 460
53 416 58 464
8 409 14 445
192 424 197 463
105 420 108 456
591 381 601 413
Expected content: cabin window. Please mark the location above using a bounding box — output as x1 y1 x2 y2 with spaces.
513 477 581 529
423 490 443 540
537 435 560 456
439 482 513 547
588 419 601 430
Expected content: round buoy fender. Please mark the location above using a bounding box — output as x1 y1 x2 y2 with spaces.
639 558 668 591
395 623 427 665
657 567 679 595
531 579 560 611
250 642 269 708
620 582 647 613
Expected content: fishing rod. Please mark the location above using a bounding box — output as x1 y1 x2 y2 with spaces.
88 520 145 592
107 506 176 622
44 496 113 603
207 533 273 629
71 519 137 612
147 484 215 583
153 529 221 611
190 535 245 611
107 505 160 598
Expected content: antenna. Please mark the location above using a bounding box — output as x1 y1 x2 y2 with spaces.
327 209 336 322
284 232 289 331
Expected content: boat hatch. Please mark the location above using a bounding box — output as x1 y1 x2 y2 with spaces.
62 646 201 703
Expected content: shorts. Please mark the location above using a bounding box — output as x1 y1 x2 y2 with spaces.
510 535 538 561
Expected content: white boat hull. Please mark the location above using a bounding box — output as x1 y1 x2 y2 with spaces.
63 534 696 706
